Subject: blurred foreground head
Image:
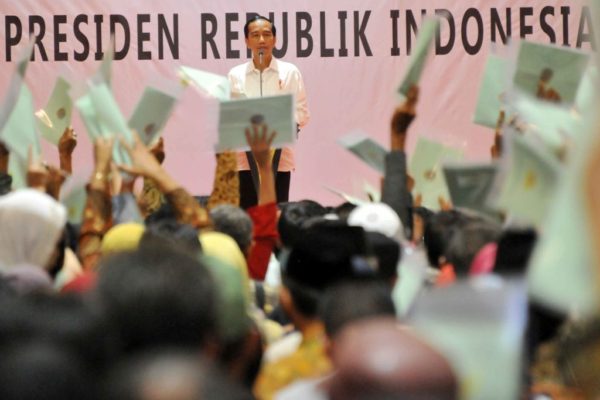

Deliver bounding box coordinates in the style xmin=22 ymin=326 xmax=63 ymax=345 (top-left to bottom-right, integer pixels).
xmin=106 ymin=351 xmax=252 ymax=400
xmin=95 ymin=243 xmax=216 ymax=355
xmin=328 ymin=318 xmax=458 ymax=400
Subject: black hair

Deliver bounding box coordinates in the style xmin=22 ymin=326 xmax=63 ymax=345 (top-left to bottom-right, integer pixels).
xmin=444 ymin=219 xmax=501 ymax=276
xmin=0 ymin=341 xmax=97 ymax=400
xmin=243 ymin=15 xmax=276 ymax=39
xmin=278 ymin=200 xmax=328 ymax=248
xmin=364 ymin=231 xmax=401 ymax=282
xmin=423 ymin=210 xmax=468 ymax=268
xmin=139 ymin=220 xmax=202 ymax=257
xmin=321 ymin=281 xmax=396 ymax=337
xmin=210 ymin=205 xmax=253 ymax=253
xmin=95 ymin=244 xmax=217 ymax=355
xmin=0 ymin=293 xmax=116 ymax=374
xmin=493 ymin=228 xmax=537 ymax=276
xmin=282 ymin=223 xmax=375 ymax=317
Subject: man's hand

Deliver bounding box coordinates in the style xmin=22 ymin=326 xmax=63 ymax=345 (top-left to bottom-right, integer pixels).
xmin=89 ymin=136 xmax=115 ymax=191
xmin=58 ymin=127 xmax=77 ymax=174
xmin=149 ymin=137 xmax=166 ymax=164
xmin=391 ymin=85 xmax=419 ymax=151
xmin=46 ymin=165 xmax=67 ymax=199
xmin=58 ymin=127 xmax=77 ymax=157
xmin=117 ymin=131 xmax=163 ymax=180
xmin=245 ymin=123 xmax=277 ymax=170
xmin=117 ymin=131 xmax=179 ymax=193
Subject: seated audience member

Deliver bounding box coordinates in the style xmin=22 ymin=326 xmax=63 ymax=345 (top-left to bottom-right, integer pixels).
xmin=254 ymin=223 xmax=374 ymax=399
xmin=79 ymin=133 xmax=238 ymax=272
xmin=327 ymin=318 xmax=458 ymax=400
xmin=0 ymin=189 xmax=67 ymax=273
xmin=276 ymin=281 xmax=397 ymax=400
xmin=0 ymin=292 xmax=115 ymax=376
xmin=94 ymin=243 xmax=217 ymax=356
xmin=0 ymin=341 xmax=97 ymax=400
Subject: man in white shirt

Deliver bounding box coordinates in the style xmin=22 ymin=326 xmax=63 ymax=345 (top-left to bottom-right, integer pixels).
xmin=228 ymin=16 xmax=310 ymax=209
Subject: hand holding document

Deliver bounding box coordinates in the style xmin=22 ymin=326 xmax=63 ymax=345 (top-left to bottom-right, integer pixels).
xmin=217 ymin=94 xmax=294 ymax=152
xmin=410 ymin=137 xmax=463 ymax=210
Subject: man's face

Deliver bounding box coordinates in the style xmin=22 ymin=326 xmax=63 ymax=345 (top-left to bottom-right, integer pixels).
xmin=245 ymin=19 xmax=276 ymax=58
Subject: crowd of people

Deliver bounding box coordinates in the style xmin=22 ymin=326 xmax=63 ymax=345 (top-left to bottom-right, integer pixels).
xmin=1 ymin=8 xmax=600 ymax=396
xmin=0 ymin=72 xmax=597 ymax=399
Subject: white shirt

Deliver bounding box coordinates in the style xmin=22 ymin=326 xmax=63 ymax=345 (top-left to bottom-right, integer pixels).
xmin=228 ymin=58 xmax=309 ymax=171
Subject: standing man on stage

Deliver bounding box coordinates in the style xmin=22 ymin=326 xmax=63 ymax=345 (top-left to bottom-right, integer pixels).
xmin=228 ymin=15 xmax=310 ymax=209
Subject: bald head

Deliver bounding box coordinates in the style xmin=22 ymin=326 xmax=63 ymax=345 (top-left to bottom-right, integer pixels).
xmin=328 ymin=318 xmax=457 ymax=400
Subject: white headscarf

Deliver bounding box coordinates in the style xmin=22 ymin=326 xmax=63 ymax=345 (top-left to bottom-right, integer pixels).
xmin=0 ymin=189 xmax=67 ymax=270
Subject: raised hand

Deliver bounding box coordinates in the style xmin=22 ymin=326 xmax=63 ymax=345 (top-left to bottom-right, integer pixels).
xmin=58 ymin=127 xmax=77 ymax=174
xmin=391 ymin=85 xmax=419 ymax=150
xmin=58 ymin=127 xmax=77 ymax=157
xmin=117 ymin=131 xmax=162 ymax=179
xmin=245 ymin=123 xmax=277 ymax=169
xmin=149 ymin=137 xmax=165 ymax=164
xmin=118 ymin=131 xmax=178 ymax=193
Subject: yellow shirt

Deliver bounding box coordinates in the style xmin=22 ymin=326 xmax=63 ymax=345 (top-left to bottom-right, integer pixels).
xmin=254 ymin=323 xmax=332 ymax=400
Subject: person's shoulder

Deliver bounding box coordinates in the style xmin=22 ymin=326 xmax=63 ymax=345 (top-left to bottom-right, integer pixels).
xmin=275 ymin=59 xmax=301 ymax=72
xmin=228 ymin=61 xmax=250 ymax=76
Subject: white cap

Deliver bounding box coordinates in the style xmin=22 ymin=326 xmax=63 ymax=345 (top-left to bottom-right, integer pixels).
xmin=347 ymin=203 xmax=403 ymax=239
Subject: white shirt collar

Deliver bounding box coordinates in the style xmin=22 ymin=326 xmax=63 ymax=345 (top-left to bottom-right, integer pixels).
xmin=246 ymin=57 xmax=279 ymax=74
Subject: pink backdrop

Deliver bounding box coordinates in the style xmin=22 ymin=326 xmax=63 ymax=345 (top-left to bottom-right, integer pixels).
xmin=0 ymin=0 xmax=592 ymax=204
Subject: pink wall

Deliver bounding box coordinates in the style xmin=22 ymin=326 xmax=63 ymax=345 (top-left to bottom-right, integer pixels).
xmin=0 ymin=0 xmax=592 ymax=204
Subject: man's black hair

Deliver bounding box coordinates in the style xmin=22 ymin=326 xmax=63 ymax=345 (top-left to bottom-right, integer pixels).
xmin=95 ymin=244 xmax=217 ymax=355
xmin=321 ymin=281 xmax=396 ymax=338
xmin=244 ymin=15 xmax=276 ymax=38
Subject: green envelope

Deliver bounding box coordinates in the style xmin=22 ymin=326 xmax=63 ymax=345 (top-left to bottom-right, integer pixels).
xmin=495 ymin=133 xmax=561 ymax=226
xmin=98 ymin=37 xmax=114 ymax=86
xmin=217 ymin=94 xmax=294 ymax=152
xmin=179 ymin=66 xmax=230 ymax=101
xmin=35 ymin=77 xmax=73 ymax=145
xmin=392 ymin=246 xmax=428 ymax=318
xmin=0 ymin=42 xmax=34 ymax=131
xmin=513 ymin=40 xmax=590 ymax=105
xmin=0 ymin=84 xmax=41 ymax=162
xmin=338 ymin=132 xmax=387 ymax=174
xmin=75 ymin=95 xmax=103 ymax=140
xmin=443 ymin=163 xmax=498 ymax=214
xmin=409 ymin=137 xmax=463 ymax=210
xmin=87 ymin=82 xmax=133 ymax=166
xmin=575 ymin=65 xmax=598 ymax=114
xmin=397 ymin=18 xmax=440 ymax=97
xmin=128 ymin=86 xmax=179 ymax=146
xmin=473 ymin=55 xmax=509 ymax=128
xmin=411 ymin=277 xmax=527 ymax=400
xmin=528 ymin=105 xmax=600 ymax=316
xmin=512 ymin=95 xmax=582 ymax=151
